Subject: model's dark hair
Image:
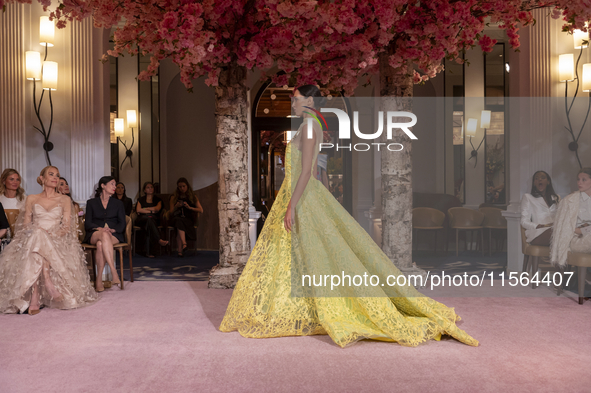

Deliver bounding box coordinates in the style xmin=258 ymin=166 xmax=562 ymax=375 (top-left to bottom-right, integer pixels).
xmin=296 ymin=85 xmax=326 ymax=108
xmin=530 ymin=171 xmax=558 ymax=207
xmin=94 ymin=176 xmax=116 ymax=198
xmin=142 ymin=181 xmax=154 ymax=195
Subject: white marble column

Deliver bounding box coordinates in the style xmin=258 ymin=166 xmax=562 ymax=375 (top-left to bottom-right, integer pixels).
xmin=70 ymin=20 xmax=109 ymax=203
xmin=0 ymin=4 xmax=27 ymax=188
xmin=68 ymin=20 xmax=110 ymax=278
xmin=503 ymin=9 xmax=554 ymax=272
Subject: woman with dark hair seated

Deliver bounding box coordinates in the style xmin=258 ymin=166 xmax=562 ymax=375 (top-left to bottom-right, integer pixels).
xmin=521 ymin=171 xmax=559 ymax=246
xmin=59 ymin=177 xmax=81 ymax=216
xmin=169 ymin=177 xmax=203 ymax=257
xmin=135 ymin=181 xmax=169 ymax=257
xmin=84 ymin=176 xmax=126 ymax=292
xmin=114 ymin=181 xmax=133 ymax=216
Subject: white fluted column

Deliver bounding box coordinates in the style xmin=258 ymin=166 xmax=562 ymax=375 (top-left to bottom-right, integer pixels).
xmin=68 ymin=20 xmax=110 ymax=279
xmin=504 ymin=9 xmax=554 ymax=272
xmin=0 ymin=4 xmax=27 ymax=188
xmin=70 ymin=19 xmax=95 ymax=202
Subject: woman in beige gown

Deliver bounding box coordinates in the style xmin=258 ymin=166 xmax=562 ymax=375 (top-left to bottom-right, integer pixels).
xmin=0 ymin=166 xmax=98 ymax=315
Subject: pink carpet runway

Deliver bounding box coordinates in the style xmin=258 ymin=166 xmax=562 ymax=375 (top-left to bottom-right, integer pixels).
xmin=1 ymin=281 xmax=590 ymax=392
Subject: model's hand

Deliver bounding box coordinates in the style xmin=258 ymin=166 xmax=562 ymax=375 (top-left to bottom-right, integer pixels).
xmin=284 ymin=201 xmax=294 ymax=233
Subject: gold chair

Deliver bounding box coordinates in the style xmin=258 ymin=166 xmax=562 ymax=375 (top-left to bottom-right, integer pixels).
xmin=412 ymin=207 xmax=445 ymax=253
xmin=4 ymin=209 xmax=19 ymax=238
xmin=78 ymin=218 xmax=97 ymax=282
xmin=447 ymin=207 xmax=485 ymax=257
xmin=81 ymin=216 xmax=133 ymax=290
xmin=520 ymin=226 xmax=558 ymax=290
xmin=566 ymin=252 xmax=591 ymax=304
xmin=479 ymin=207 xmax=507 ymax=256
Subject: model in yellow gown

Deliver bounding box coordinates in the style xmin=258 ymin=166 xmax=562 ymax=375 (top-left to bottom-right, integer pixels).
xmin=220 ymin=93 xmax=478 ymax=348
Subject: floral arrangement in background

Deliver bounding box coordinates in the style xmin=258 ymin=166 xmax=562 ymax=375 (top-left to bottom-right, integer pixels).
xmin=3 ymin=0 xmax=590 ymax=96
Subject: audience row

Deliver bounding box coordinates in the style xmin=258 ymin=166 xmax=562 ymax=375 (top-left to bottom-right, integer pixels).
xmin=521 ymin=168 xmax=591 ymax=267
xmin=0 ymin=168 xmax=203 ymax=259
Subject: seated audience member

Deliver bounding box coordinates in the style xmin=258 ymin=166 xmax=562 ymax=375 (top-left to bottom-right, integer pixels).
xmin=521 ymin=171 xmax=559 ymax=246
xmin=0 ymin=165 xmax=98 ymax=314
xmin=84 ymin=176 xmax=126 ymax=292
xmin=135 ymin=181 xmax=169 ymax=257
xmin=59 ymin=177 xmax=81 ymax=216
xmin=0 ymin=202 xmax=8 ymax=241
xmin=551 ymin=167 xmax=591 ymax=267
xmin=0 ymin=168 xmax=26 ymax=210
xmin=169 ymin=178 xmax=203 ymax=257
xmin=114 ymin=181 xmax=133 ymax=216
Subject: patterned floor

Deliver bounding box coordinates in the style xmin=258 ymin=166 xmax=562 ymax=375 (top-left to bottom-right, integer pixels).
xmin=122 ymin=250 xmax=218 ymax=281
xmin=121 ymin=249 xmax=508 ymax=281
xmin=413 ymin=250 xmax=507 ymax=277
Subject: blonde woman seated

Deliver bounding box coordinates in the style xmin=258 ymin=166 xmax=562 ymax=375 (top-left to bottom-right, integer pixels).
xmin=0 ymin=168 xmax=26 ymax=210
xmin=551 ymin=167 xmax=591 ymax=268
xmin=521 ymin=171 xmax=559 ymax=246
xmin=0 ymin=166 xmax=98 ymax=315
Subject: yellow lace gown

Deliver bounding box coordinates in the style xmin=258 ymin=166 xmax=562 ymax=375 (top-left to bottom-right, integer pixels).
xmin=220 ymin=126 xmax=478 ymax=348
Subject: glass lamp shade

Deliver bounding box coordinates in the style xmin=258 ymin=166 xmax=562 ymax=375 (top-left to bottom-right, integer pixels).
xmin=25 ymin=51 xmax=41 ymax=80
xmin=466 ymin=118 xmax=478 ymax=138
xmin=114 ymin=118 xmax=124 ymax=137
xmin=583 ymin=64 xmax=591 ymax=92
xmin=559 ymin=54 xmax=575 ymax=82
xmin=42 ymin=61 xmax=58 ymax=90
xmin=480 ymin=110 xmax=491 ymax=129
xmin=126 ymin=110 xmax=137 ymax=128
xmin=574 ymin=29 xmax=589 ymax=49
xmin=39 ymin=16 xmax=55 ymax=47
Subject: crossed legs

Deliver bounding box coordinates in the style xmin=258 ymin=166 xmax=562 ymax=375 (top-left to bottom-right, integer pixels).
xmin=90 ymin=230 xmax=120 ymax=291
xmin=176 ymin=229 xmax=187 ymax=256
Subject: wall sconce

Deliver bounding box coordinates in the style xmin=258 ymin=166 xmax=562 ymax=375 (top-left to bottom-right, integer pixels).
xmin=559 ymin=28 xmax=591 ymax=169
xmin=116 ymin=110 xmax=136 ymax=170
xmin=25 ymin=16 xmax=58 ymax=165
xmin=466 ymin=117 xmax=484 ymax=168
xmin=39 ymin=16 xmax=55 ymax=47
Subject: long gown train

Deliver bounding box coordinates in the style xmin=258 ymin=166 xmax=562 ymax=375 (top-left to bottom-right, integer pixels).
xmin=0 ymin=203 xmax=98 ymax=313
xmin=220 ymin=126 xmax=478 ymax=348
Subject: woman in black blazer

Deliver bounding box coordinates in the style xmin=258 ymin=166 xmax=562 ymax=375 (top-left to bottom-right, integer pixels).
xmin=84 ymin=176 xmax=126 ymax=292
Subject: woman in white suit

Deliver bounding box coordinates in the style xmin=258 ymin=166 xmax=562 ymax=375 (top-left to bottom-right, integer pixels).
xmin=551 ymin=168 xmax=591 ymax=269
xmin=521 ymin=171 xmax=559 ymax=246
